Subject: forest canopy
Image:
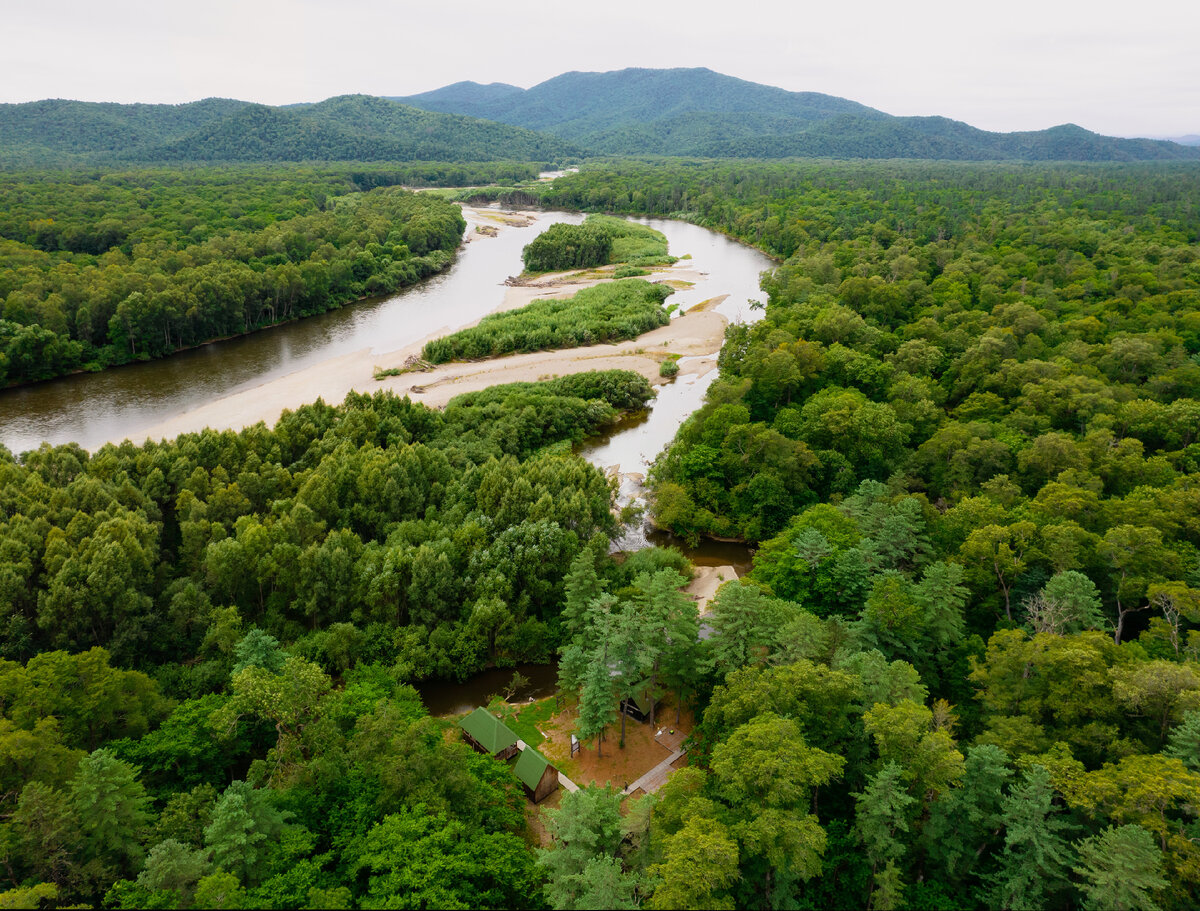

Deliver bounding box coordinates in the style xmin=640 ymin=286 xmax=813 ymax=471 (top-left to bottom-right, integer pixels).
xmin=2 ymin=156 xmax=1200 ymax=910
xmin=0 ymin=166 xmax=482 ymax=387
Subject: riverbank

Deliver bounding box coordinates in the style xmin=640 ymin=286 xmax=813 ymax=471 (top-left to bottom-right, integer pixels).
xmin=99 ymin=214 xmax=723 ymax=449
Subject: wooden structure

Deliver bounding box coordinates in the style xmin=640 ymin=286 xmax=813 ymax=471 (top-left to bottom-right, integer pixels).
xmin=458 ymin=707 xmax=519 ymax=761
xmin=620 ymin=679 xmax=656 ymax=724
xmin=514 ymin=746 xmax=559 ymax=803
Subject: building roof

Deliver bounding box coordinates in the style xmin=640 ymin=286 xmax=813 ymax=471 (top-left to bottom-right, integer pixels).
xmin=459 ymin=707 xmax=518 ymax=755
xmin=513 ymin=746 xmax=554 ymax=789
xmin=624 ymin=679 xmax=655 ymax=715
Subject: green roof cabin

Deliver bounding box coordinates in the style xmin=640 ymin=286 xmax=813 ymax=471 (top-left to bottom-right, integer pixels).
xmin=514 ymin=746 xmax=559 ymax=803
xmin=459 ymin=707 xmax=519 ymax=760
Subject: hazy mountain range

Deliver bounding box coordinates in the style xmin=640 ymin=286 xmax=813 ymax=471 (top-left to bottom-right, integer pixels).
xmin=2 ymin=67 xmax=1197 ymax=166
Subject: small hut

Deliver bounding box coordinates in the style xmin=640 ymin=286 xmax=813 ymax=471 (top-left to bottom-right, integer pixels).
xmin=620 ymin=679 xmax=656 ymax=724
xmin=459 ymin=707 xmax=519 ymax=761
xmin=513 ymin=746 xmax=559 ymax=803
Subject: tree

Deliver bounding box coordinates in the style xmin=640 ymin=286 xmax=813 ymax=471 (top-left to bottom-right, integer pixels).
xmin=70 ymin=749 xmax=153 ymax=882
xmin=136 ymin=839 xmax=212 ymax=905
xmin=1023 ymin=571 xmax=1106 ymax=635
xmin=1110 ymin=660 xmax=1200 ymax=746
xmin=705 ymin=582 xmax=795 ymax=674
xmin=915 ymin=561 xmax=968 ymax=648
xmin=353 ymin=806 xmax=541 ymax=910
xmin=924 ymin=743 xmax=1012 ymax=883
xmin=10 ymin=780 xmax=76 ymax=893
xmin=958 ymin=522 xmax=1036 ymax=621
xmin=1073 ymin=825 xmax=1167 ymax=911
xmin=561 ymin=547 xmax=603 ymax=641
xmin=1097 ymin=525 xmax=1174 ymax=644
xmin=647 ymin=816 xmax=739 ymax=911
xmin=862 ymin=700 xmax=964 ymax=802
xmin=577 ymin=644 xmax=618 ymax=759
xmin=855 ymin=762 xmax=916 ymax=909
xmin=709 ymin=713 xmax=843 ymax=901
xmin=231 ymin=628 xmax=285 ymax=674
xmin=537 ymin=786 xmax=632 ymax=910
xmin=193 ymin=871 xmax=248 ymax=910
xmin=1165 ymin=710 xmax=1200 ymax=771
xmin=985 ymin=765 xmax=1075 ymax=911
xmin=203 ymin=781 xmax=288 ymax=885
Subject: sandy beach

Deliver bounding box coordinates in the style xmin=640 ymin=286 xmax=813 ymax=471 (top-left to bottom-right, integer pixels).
xmin=106 ymin=210 xmax=727 ymax=449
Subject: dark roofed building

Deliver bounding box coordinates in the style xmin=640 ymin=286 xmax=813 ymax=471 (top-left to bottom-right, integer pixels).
xmin=514 ymin=746 xmax=559 ymax=803
xmin=459 ymin=707 xmax=519 ymax=760
xmin=620 ymin=679 xmax=656 ymax=724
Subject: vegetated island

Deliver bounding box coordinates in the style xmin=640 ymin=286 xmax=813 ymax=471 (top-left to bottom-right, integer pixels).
xmin=420 ymin=279 xmax=673 ymax=364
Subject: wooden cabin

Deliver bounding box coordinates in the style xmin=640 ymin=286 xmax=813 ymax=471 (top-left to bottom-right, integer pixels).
xmin=620 ymin=679 xmax=656 ymax=724
xmin=514 ymin=746 xmax=559 ymax=803
xmin=459 ymin=707 xmax=519 ymax=761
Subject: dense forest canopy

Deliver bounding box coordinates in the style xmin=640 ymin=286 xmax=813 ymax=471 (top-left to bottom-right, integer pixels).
xmin=0 ymin=95 xmax=577 ymax=168
xmin=2 ymin=155 xmax=1200 ymax=910
xmin=0 ymin=165 xmax=527 ymax=386
xmin=422 ymin=279 xmax=673 ymax=364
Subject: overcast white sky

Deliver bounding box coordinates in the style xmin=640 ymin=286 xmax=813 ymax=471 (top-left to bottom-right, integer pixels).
xmin=4 ymin=0 xmax=1197 ymax=138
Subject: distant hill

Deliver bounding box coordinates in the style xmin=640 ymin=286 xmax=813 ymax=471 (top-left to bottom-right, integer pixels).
xmin=1166 ymin=134 xmax=1200 ymax=146
xmin=5 ymin=71 xmax=1196 ymax=166
xmin=0 ymin=95 xmax=575 ymax=167
xmin=396 ymin=67 xmax=886 ymax=142
xmin=396 ymin=67 xmax=1200 ymax=162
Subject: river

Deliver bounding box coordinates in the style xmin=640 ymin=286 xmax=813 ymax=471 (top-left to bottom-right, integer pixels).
xmin=0 ymin=207 xmax=773 ymax=469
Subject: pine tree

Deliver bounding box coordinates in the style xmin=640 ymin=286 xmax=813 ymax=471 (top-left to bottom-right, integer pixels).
xmin=70 ymin=748 xmax=153 ymax=875
xmin=203 ymin=780 xmax=289 ymax=885
xmin=577 ymin=646 xmax=618 ymax=759
xmin=562 ymin=547 xmax=604 ymax=641
xmin=1073 ymin=824 xmax=1167 ymax=911
xmin=856 ymin=762 xmax=916 ymax=909
xmin=1165 ymin=709 xmax=1200 ymax=772
xmin=985 ymin=765 xmax=1075 ymax=911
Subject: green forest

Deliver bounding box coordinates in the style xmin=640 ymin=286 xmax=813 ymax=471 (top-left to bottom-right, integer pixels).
xmin=1 ymin=156 xmax=1199 ymax=910
xmin=0 ymin=166 xmax=489 ymax=386
xmin=520 ymin=215 xmax=674 ymax=273
xmin=421 ymin=279 xmax=672 ymax=364
xmin=0 ymin=96 xmax=575 ymax=168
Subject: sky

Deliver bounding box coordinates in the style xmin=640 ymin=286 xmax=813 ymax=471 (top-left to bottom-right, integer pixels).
xmin=4 ymin=0 xmax=1198 ymax=139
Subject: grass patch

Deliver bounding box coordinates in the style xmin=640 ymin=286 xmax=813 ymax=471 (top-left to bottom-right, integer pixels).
xmin=373 ymin=358 xmax=432 ymax=380
xmin=488 ymin=696 xmax=559 ymax=749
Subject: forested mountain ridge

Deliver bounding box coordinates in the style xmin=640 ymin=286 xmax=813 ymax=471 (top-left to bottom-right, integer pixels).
xmin=6 ymin=72 xmax=1195 ymax=165
xmin=395 ymin=66 xmax=886 ymax=136
xmin=0 ymin=94 xmax=576 ymax=167
xmin=396 ymin=66 xmax=1200 ymax=161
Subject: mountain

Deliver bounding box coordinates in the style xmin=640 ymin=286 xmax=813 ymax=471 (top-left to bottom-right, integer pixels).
xmin=0 ymin=95 xmax=575 ymax=166
xmin=0 ymin=97 xmax=250 ymax=165
xmin=5 ymin=71 xmax=1196 ymax=166
xmin=149 ymin=95 xmax=575 ymax=163
xmin=395 ymin=67 xmax=1200 ymax=162
xmin=1166 ymin=134 xmax=1200 ymax=146
xmin=396 ymin=67 xmax=884 ymax=136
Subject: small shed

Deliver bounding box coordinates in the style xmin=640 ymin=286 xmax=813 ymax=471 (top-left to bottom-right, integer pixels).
xmin=514 ymin=746 xmax=559 ymax=803
xmin=620 ymin=679 xmax=656 ymax=724
xmin=459 ymin=707 xmax=519 ymax=761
